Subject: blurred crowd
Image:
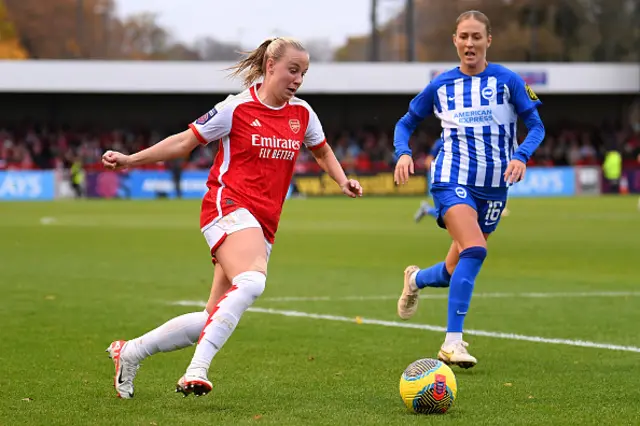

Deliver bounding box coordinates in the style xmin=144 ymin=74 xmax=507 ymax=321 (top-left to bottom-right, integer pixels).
xmin=1 ymin=121 xmax=639 ymax=173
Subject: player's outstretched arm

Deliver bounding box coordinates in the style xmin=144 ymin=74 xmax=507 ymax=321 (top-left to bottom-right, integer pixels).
xmin=310 ymin=143 xmax=363 ymax=198
xmin=102 ymin=129 xmax=201 ymax=170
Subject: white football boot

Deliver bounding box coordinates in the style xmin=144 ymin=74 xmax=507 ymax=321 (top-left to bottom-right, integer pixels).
xmin=413 ymin=201 xmax=431 ymax=223
xmin=106 ymin=340 xmax=140 ymax=399
xmin=175 ymin=368 xmax=213 ymax=397
xmin=397 ymin=265 xmax=421 ymax=320
xmin=437 ymin=340 xmax=478 ymax=369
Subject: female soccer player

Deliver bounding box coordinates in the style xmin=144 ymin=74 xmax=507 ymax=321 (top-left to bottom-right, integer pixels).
xmin=393 ymin=11 xmax=544 ymax=369
xmin=103 ymin=37 xmax=363 ymax=398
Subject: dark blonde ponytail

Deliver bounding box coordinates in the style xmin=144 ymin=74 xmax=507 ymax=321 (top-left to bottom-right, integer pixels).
xmin=227 ymin=37 xmax=307 ymax=87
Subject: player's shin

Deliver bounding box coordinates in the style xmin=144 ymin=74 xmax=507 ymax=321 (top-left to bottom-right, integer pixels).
xmin=123 ymin=310 xmax=209 ymax=363
xmin=414 ymin=262 xmax=451 ymax=289
xmin=186 ymin=271 xmax=266 ymax=373
xmin=446 ymin=247 xmax=487 ymax=342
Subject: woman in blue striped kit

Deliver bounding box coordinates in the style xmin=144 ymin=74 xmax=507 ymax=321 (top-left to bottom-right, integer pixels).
xmin=393 ymin=10 xmax=545 ymax=368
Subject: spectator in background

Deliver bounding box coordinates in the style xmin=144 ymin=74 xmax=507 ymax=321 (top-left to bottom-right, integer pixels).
xmin=70 ymin=154 xmax=85 ymax=198
xmin=1 ymin=119 xmax=639 ymax=174
xmin=602 ymin=143 xmax=622 ymax=193
xmin=166 ymin=157 xmax=184 ymax=199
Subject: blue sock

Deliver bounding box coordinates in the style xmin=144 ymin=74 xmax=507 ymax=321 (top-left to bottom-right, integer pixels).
xmin=415 ymin=262 xmax=451 ymax=289
xmin=447 ymin=247 xmax=487 ymax=332
xmin=427 ymin=207 xmax=438 ymax=218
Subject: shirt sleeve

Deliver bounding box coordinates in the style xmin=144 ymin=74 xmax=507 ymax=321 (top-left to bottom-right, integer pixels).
xmin=303 ymin=106 xmax=326 ymax=151
xmin=508 ymin=73 xmax=543 ymax=116
xmin=188 ymin=103 xmax=234 ymax=145
xmin=512 ymin=108 xmax=545 ymax=164
xmin=393 ymin=82 xmax=436 ymax=159
xmin=408 ymin=82 xmax=437 ymax=120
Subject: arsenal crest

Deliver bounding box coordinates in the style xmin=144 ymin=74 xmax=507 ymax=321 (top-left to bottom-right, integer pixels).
xmin=289 ymin=119 xmax=300 ymax=134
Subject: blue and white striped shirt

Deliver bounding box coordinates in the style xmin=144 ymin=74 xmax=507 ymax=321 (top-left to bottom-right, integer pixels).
xmin=394 ymin=63 xmax=544 ymax=189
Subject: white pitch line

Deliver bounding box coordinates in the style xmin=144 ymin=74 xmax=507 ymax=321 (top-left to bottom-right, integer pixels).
xmin=170 ymin=301 xmax=640 ymax=354
xmin=258 ymin=291 xmax=640 ymax=303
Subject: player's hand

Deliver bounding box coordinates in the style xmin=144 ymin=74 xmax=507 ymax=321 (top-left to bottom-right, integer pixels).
xmin=102 ymin=150 xmax=131 ymax=171
xmin=504 ymin=159 xmax=526 ymax=184
xmin=394 ymin=154 xmax=414 ymax=185
xmin=341 ymin=179 xmax=363 ymax=198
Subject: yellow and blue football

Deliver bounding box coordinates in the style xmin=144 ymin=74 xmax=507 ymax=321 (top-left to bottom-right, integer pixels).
xmin=399 ymin=358 xmax=457 ymax=414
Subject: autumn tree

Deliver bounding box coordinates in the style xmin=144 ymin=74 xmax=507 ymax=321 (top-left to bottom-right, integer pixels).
xmin=335 ymin=0 xmax=638 ymax=62
xmin=3 ymin=0 xmax=115 ymax=58
xmin=115 ymin=12 xmax=171 ymax=60
xmin=3 ymin=0 xmax=198 ymax=60
xmin=0 ymin=0 xmax=28 ymax=58
xmin=3 ymin=0 xmax=250 ymax=61
xmin=587 ymin=0 xmax=639 ymax=62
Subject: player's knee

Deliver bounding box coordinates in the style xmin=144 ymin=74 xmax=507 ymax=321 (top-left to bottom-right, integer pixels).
xmin=250 ymin=257 xmax=268 ymax=277
xmin=458 ymin=237 xmax=487 ymax=251
xmin=232 ymin=270 xmax=266 ymax=300
xmin=459 ymin=246 xmax=487 ymax=262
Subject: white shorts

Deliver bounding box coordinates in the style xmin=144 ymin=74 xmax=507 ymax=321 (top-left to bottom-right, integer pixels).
xmin=202 ymin=208 xmax=273 ymax=263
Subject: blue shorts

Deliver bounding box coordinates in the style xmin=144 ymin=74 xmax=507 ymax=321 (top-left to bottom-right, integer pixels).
xmin=431 ymin=183 xmax=508 ymax=234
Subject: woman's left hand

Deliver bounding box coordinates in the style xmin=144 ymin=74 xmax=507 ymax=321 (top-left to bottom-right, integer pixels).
xmin=504 ymin=159 xmax=526 ymax=185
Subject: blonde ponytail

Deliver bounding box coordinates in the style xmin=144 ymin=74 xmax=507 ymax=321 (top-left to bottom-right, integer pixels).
xmin=227 ymin=37 xmax=307 ymax=88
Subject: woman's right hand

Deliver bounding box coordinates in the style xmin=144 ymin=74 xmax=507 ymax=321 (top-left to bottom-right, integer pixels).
xmin=102 ymin=150 xmax=131 ymax=171
xmin=394 ymin=154 xmax=414 ymax=185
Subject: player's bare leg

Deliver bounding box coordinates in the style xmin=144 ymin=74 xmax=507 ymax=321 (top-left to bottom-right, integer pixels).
xmin=177 ymin=228 xmax=268 ymax=397
xmin=444 ymin=235 xmax=488 ymax=274
xmin=207 ymin=263 xmax=233 ymax=313
xmin=444 ymin=241 xmax=460 ymax=276
xmin=501 ymin=202 xmax=510 ymax=217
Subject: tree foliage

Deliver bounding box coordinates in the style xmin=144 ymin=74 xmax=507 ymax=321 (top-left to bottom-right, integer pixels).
xmin=336 ymin=0 xmax=639 ymax=62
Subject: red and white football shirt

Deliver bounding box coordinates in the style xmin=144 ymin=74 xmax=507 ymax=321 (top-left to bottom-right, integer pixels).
xmin=189 ymin=83 xmax=326 ymax=244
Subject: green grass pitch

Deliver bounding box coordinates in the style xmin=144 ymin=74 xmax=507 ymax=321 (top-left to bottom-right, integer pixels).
xmin=1 ymin=196 xmax=639 ymax=425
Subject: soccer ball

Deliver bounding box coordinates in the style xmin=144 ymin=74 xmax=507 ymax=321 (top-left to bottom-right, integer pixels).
xmin=399 ymin=358 xmax=457 ymax=414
